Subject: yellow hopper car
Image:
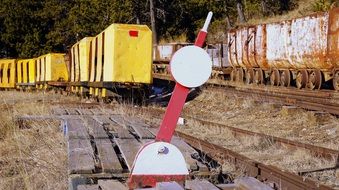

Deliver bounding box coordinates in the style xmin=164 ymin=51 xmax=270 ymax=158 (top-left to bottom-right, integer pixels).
xmin=69 ymin=37 xmax=93 ymax=94
xmin=16 ymin=59 xmax=36 ymax=89
xmin=84 ymin=24 xmax=152 ymax=98
xmin=35 ymin=53 xmax=69 ymax=89
xmin=0 ymin=59 xmax=17 ymax=89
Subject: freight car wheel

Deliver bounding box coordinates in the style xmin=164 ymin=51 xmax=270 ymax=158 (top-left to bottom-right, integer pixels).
xmin=245 ymin=69 xmax=254 ymax=84
xmin=296 ymin=70 xmax=308 ymax=89
xmin=270 ymin=69 xmax=280 ymax=86
xmin=280 ymin=70 xmax=291 ymax=87
xmin=307 ymin=70 xmax=322 ymax=90
xmin=333 ymin=71 xmax=339 ymax=91
xmin=254 ymin=69 xmax=264 ymax=85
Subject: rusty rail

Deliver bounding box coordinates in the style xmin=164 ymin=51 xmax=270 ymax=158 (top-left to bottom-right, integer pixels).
xmin=207 ymin=82 xmax=339 ymax=115
xmin=187 ymin=116 xmax=339 ymax=161
xmin=153 ymin=73 xmax=339 ymax=115
xmin=142 ymin=106 xmax=339 ymax=162
xmin=176 ymin=131 xmax=334 ymax=190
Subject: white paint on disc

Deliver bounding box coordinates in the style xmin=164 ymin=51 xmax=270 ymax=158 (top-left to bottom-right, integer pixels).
xmin=170 ymin=46 xmax=212 ymax=88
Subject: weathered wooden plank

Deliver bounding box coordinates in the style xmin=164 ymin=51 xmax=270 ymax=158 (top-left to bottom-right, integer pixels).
xmin=94 ymin=115 xmax=134 ymax=138
xmin=235 ymin=177 xmax=273 ymax=190
xmin=67 ymin=119 xmax=89 ymax=139
xmin=84 ymin=118 xmax=108 ymax=139
xmin=216 ymin=183 xmax=237 ymax=190
xmin=66 ymin=108 xmax=79 ymax=115
xmin=93 ymin=115 xmax=113 ymax=125
xmin=77 ymin=108 xmax=93 ymax=115
xmin=96 ymin=139 xmax=123 ymax=173
xmin=110 ymin=114 xmax=128 ymax=127
xmin=156 ymin=182 xmax=184 ymax=190
xmin=91 ymin=108 xmax=105 ymax=115
xmin=68 ymin=138 xmax=95 ymax=174
xmin=114 ymin=138 xmax=142 ymax=171
xmin=98 ymin=180 xmax=127 ymax=190
xmin=77 ymin=185 xmax=99 ymax=190
xmin=102 ymin=108 xmax=115 ymax=114
xmin=128 ymin=118 xmax=154 ymax=139
xmin=53 ymin=107 xmax=67 ymax=115
xmin=186 ymin=179 xmax=219 ymax=190
xmin=171 ymin=136 xmax=199 ymax=171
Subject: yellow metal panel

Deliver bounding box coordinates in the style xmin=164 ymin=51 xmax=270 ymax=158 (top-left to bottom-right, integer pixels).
xmin=102 ymin=24 xmax=152 ymax=84
xmin=17 ymin=60 xmax=23 ymax=84
xmin=17 ymin=59 xmax=34 ymax=84
xmin=28 ymin=59 xmax=36 ymax=83
xmin=0 ymin=59 xmax=16 ymax=88
xmin=70 ymin=47 xmax=75 ymax=82
xmin=74 ymin=44 xmax=80 ymax=81
xmin=79 ymin=37 xmax=93 ymax=82
xmin=50 ymin=53 xmax=68 ymax=81
xmin=103 ymin=25 xmax=115 ymax=82
xmin=36 ymin=58 xmax=40 ymax=82
xmin=37 ymin=53 xmax=68 ymax=82
xmin=90 ymin=37 xmax=97 ymax=82
xmin=37 ymin=56 xmax=45 ymax=81
xmin=22 ymin=60 xmax=28 ymax=83
xmin=96 ymin=33 xmax=103 ymax=82
xmin=0 ymin=63 xmax=4 ymax=88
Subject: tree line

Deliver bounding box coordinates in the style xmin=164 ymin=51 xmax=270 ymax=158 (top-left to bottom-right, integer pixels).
xmin=0 ymin=0 xmax=334 ymax=58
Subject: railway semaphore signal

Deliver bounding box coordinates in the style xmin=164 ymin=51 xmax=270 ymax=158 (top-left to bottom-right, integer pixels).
xmin=128 ymin=12 xmax=213 ymax=189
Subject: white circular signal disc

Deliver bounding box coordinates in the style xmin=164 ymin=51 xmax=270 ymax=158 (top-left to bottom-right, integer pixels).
xmin=170 ymin=46 xmax=212 ymax=88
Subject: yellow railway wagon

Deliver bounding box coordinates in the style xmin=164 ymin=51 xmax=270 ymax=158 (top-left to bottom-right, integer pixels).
xmin=16 ymin=59 xmax=36 ymax=88
xmin=0 ymin=59 xmax=17 ymax=89
xmin=88 ymin=24 xmax=152 ymax=97
xmin=36 ymin=53 xmax=69 ymax=88
xmin=70 ymin=37 xmax=93 ymax=93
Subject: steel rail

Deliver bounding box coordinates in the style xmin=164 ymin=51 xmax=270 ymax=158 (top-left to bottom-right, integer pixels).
xmin=176 ymin=131 xmax=334 ymax=190
xmin=141 ymin=106 xmax=339 ymax=161
xmin=185 ymin=116 xmax=339 ymax=161
xmin=152 ymin=73 xmax=339 ymax=115
xmin=206 ymin=82 xmax=339 ymax=115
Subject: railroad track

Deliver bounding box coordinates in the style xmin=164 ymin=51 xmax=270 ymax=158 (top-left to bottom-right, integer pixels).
xmin=209 ymin=82 xmax=339 ymax=116
xmin=176 ymin=131 xmax=335 ymax=190
xmin=141 ymin=106 xmax=339 ymax=161
xmin=153 ymin=74 xmax=339 ymax=115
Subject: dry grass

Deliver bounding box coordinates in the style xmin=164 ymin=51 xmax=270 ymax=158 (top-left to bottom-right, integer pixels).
xmin=177 ymin=119 xmax=337 ymax=187
xmin=182 ymin=89 xmax=339 ymax=150
xmin=0 ymin=91 xmax=78 ymax=190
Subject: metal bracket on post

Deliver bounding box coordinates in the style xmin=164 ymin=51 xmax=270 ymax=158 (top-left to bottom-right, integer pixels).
xmin=128 ymin=12 xmax=213 ymax=189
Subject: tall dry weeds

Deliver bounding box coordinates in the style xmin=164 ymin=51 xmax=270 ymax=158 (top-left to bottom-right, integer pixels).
xmin=0 ymin=91 xmax=78 ymax=190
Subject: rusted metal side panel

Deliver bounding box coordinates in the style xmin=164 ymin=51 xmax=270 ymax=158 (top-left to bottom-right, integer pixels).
xmin=153 ymin=43 xmax=192 ymax=62
xmin=290 ymin=13 xmax=330 ymax=70
xmin=247 ymin=27 xmax=257 ymax=68
xmin=327 ymin=7 xmax=339 ymax=69
xmin=266 ymin=21 xmax=293 ymax=69
xmin=227 ymin=31 xmax=238 ymax=68
xmin=255 ymin=25 xmax=268 ymax=69
xmin=236 ymin=28 xmax=251 ymax=68
xmin=222 ymin=43 xmax=230 ymax=67
xmin=207 ymin=44 xmax=221 ymax=68
xmin=153 ymin=44 xmax=175 ymax=62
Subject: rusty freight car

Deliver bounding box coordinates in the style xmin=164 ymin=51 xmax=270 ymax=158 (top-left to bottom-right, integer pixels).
xmin=228 ymin=7 xmax=339 ymax=90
